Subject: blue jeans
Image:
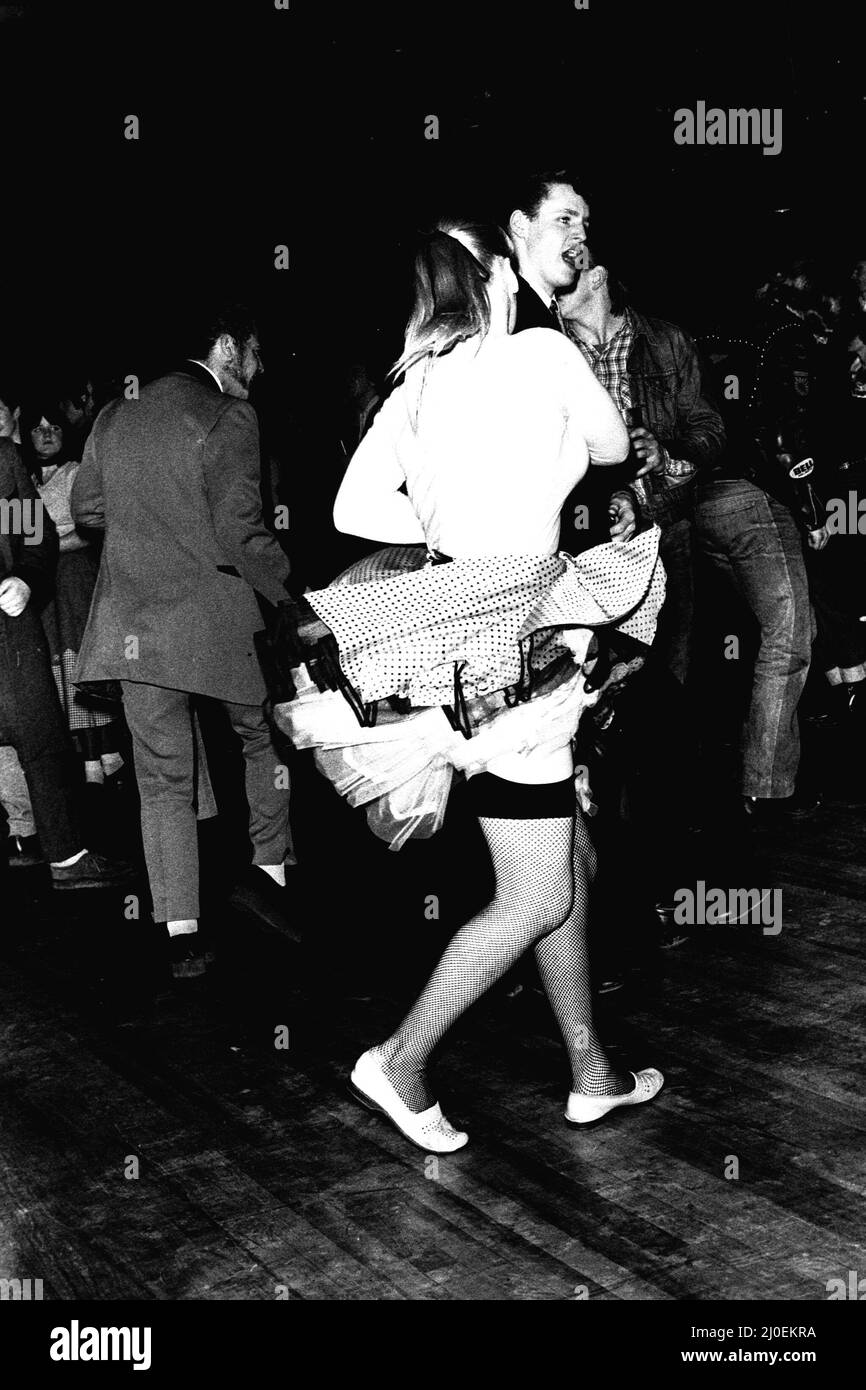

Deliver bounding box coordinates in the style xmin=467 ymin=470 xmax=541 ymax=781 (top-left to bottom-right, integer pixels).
xmin=695 ymin=479 xmax=813 ymax=799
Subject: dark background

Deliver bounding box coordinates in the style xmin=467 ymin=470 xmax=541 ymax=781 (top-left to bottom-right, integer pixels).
xmin=1 ymin=0 xmax=863 ymax=563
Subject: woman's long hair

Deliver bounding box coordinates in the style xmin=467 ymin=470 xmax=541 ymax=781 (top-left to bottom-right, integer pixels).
xmin=390 ymin=220 xmax=514 ymax=392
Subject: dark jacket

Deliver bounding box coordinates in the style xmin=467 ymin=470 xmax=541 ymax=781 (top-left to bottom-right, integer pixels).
xmin=698 ymin=308 xmax=827 ymax=528
xmin=72 ymin=363 xmax=292 ymax=705
xmin=0 ymin=439 xmax=64 ymax=759
xmin=627 ymin=310 xmax=726 ymax=528
xmin=0 ymin=437 xmax=59 ymax=601
xmin=513 ymin=274 xmax=559 ymax=333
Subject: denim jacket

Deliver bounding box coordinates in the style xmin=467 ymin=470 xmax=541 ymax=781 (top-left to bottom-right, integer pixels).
xmin=628 ymin=311 xmax=726 ymax=528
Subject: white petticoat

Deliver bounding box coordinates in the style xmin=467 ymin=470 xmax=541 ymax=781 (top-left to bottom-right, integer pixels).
xmin=282 ymin=659 xmax=599 ymax=850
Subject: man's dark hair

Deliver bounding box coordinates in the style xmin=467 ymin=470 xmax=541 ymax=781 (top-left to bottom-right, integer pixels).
xmin=508 ymin=169 xmax=588 ymax=222
xmin=185 ymin=301 xmax=258 ymax=361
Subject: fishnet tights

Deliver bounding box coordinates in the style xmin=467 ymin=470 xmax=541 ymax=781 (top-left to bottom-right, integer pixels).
xmin=374 ymin=809 xmax=633 ymax=1111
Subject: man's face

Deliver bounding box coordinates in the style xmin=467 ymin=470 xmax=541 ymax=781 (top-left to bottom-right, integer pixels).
xmin=223 ymin=334 xmax=263 ymax=399
xmin=0 ymin=397 xmax=17 ymax=439
xmin=517 ymin=183 xmax=590 ymax=296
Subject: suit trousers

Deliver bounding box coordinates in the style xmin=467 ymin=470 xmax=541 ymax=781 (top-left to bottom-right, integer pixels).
xmin=0 ymin=610 xmax=83 ymax=861
xmin=0 ymin=743 xmax=37 ymax=838
xmin=121 ymin=681 xmax=291 ymax=922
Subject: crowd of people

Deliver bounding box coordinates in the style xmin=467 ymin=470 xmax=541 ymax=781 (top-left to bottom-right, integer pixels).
xmin=2 ymin=167 xmax=865 ymax=1152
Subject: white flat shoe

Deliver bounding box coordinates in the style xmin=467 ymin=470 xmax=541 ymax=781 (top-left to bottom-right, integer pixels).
xmin=349 ymin=1048 xmax=468 ymax=1153
xmin=565 ymin=1068 xmax=665 ymax=1125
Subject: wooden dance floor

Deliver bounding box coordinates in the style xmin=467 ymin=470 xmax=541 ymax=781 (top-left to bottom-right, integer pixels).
xmin=1 ymin=757 xmax=864 ymax=1303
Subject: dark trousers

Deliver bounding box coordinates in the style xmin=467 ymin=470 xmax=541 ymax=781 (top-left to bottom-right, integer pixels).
xmin=0 ymin=609 xmax=82 ymax=861
xmin=122 ymin=681 xmax=292 ymax=922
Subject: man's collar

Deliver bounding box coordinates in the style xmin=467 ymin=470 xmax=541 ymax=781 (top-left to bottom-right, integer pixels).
xmin=567 ymin=306 xmax=634 ymax=350
xmin=186 ymin=359 xmax=223 ymax=393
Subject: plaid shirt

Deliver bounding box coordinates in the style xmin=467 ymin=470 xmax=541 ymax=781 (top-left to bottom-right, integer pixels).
xmin=565 ymin=310 xmax=695 ymax=502
xmin=567 ymin=309 xmax=636 ymax=417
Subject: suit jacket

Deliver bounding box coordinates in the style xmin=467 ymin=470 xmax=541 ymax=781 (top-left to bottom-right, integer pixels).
xmin=513 ymin=274 xmax=559 ymax=333
xmin=72 ymin=363 xmax=291 ymax=705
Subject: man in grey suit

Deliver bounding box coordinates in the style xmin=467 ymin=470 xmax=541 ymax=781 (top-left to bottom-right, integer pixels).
xmin=72 ymin=303 xmax=294 ymax=973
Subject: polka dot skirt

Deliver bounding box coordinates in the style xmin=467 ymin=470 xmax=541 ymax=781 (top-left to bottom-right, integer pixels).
xmin=307 ymin=527 xmax=666 ymax=709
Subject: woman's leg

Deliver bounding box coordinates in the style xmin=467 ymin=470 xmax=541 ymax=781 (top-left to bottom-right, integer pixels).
xmin=375 ymin=813 xmax=576 ymax=1112
xmin=533 ymin=805 xmax=633 ymax=1096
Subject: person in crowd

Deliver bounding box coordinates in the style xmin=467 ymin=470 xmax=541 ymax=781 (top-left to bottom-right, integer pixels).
xmin=802 ymin=294 xmax=866 ymax=725
xmin=20 ymin=394 xmax=126 ymax=788
xmin=696 ymin=261 xmax=836 ymax=821
xmin=506 ymin=170 xmax=639 ymax=549
xmin=278 ymin=221 xmax=666 ymax=1153
xmin=0 ymin=385 xmax=21 ymax=445
xmin=71 ymin=302 xmax=297 ymax=977
xmin=556 ymin=247 xmax=724 ymax=935
xmin=0 ymin=427 xmax=134 ymax=888
xmin=58 ymin=373 xmax=97 ymax=459
xmin=0 ymin=379 xmax=38 ymax=862
xmin=558 ymin=247 xmax=725 ymax=685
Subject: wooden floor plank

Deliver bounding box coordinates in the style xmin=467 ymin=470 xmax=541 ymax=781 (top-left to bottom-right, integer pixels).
xmin=0 ymin=786 xmax=864 ymax=1301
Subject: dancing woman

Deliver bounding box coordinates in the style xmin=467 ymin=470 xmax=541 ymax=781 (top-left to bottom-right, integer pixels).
xmin=280 ymin=221 xmax=665 ymax=1152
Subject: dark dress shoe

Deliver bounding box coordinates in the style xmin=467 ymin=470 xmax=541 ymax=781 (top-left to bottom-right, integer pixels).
xmin=167 ymin=929 xmax=212 ymax=980
xmin=7 ymin=834 xmax=43 ymax=868
xmin=229 ymin=867 xmax=301 ymax=944
xmin=744 ymin=789 xmax=822 ymax=823
xmin=50 ymin=850 xmax=138 ymax=890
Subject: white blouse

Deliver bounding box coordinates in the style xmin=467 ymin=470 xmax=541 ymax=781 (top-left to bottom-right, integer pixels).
xmin=333 ymin=328 xmax=629 ymax=558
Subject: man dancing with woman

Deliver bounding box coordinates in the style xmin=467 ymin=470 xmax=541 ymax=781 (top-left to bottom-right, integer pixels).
xmin=278 ymin=219 xmax=666 ymax=1153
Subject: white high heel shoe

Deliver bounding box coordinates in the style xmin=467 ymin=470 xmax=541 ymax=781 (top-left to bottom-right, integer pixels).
xmin=349 ymin=1049 xmax=469 ymax=1153
xmin=565 ymin=1068 xmax=665 ymax=1125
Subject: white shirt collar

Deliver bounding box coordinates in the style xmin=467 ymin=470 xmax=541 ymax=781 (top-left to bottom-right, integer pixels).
xmin=189 ymin=359 xmax=223 ymax=393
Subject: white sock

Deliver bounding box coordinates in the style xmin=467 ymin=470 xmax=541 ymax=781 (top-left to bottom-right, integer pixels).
xmin=167 ymin=919 xmax=198 ymax=937
xmin=101 ymin=752 xmax=125 ymax=776
xmin=84 ymin=759 xmax=105 ymax=784
xmin=50 ymin=848 xmax=88 ymax=868
xmin=258 ymin=863 xmax=286 ymax=888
